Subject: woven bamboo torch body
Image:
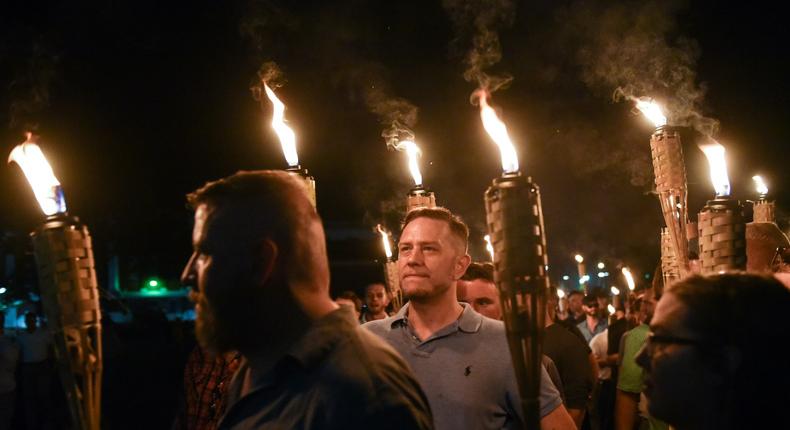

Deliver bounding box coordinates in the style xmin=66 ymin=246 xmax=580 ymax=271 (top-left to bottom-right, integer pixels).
xmin=286 ymin=166 xmax=316 ymax=208
xmin=660 ymin=227 xmax=681 ymax=287
xmin=650 ymin=126 xmax=690 ymax=274
xmin=753 ymin=200 xmax=775 ymax=224
xmin=485 ymin=173 xmax=547 ymax=429
xmin=698 ymin=198 xmax=747 ymax=274
xmin=383 ymin=260 xmax=402 ymax=310
xmin=406 ymin=186 xmax=436 ymax=212
xmin=32 ymin=216 xmax=102 ymax=430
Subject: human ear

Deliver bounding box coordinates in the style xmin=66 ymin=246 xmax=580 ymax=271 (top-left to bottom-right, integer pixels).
xmin=453 ymin=253 xmax=472 ymax=280
xmin=255 ymin=239 xmax=279 ymax=284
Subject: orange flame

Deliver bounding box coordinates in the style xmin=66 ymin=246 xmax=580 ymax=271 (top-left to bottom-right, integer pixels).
xmin=699 ymin=141 xmax=731 ymax=197
xmin=476 ymin=90 xmax=519 ymax=173
xmin=484 ymin=234 xmax=494 ymax=260
xmin=394 ymin=140 xmax=423 ymax=186
xmin=633 ymin=97 xmax=667 ymax=128
xmin=7 ymin=134 xmax=67 ymax=216
xmin=621 ymin=267 xmax=636 ymax=291
xmin=377 ymin=224 xmax=393 ymax=259
xmin=263 ymin=83 xmax=298 ymax=167
xmin=752 ymin=175 xmax=768 ymax=196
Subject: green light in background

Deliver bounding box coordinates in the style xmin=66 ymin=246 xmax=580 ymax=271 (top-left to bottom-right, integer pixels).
xmin=141 ymin=277 xmax=166 ymax=295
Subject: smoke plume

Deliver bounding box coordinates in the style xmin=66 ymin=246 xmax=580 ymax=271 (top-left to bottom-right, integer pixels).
xmin=442 ymin=0 xmax=516 ymax=95
xmin=565 ymin=0 xmax=719 ymax=137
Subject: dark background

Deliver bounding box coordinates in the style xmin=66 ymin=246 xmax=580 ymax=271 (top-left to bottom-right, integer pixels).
xmin=1 ymin=0 xmax=788 ymax=295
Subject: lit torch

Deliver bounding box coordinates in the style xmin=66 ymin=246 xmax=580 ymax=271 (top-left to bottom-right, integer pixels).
xmin=574 ymin=254 xmax=587 ymax=293
xmin=633 ymin=97 xmax=690 ymax=276
xmin=377 ymin=224 xmax=402 ymax=310
xmin=392 ymin=138 xmax=436 ymax=211
xmin=262 ymin=83 xmax=316 ymax=207
xmin=8 ymin=134 xmax=102 ymax=430
xmin=484 ymin=234 xmax=495 ymax=261
xmin=752 ymin=175 xmax=774 ymax=223
xmin=698 ymin=142 xmax=746 ymax=274
xmin=479 ymin=89 xmax=546 ymax=429
xmin=622 ymin=267 xmax=636 ymax=292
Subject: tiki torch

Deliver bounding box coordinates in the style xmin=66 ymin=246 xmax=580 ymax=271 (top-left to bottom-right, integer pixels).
xmin=392 ymin=137 xmax=436 ymax=212
xmin=746 ymin=175 xmax=789 ymax=272
xmin=660 ymin=227 xmax=681 ymax=286
xmin=698 ymin=142 xmax=746 ymax=274
xmin=484 ymin=234 xmax=494 ymax=261
xmin=633 ymin=98 xmax=690 ymax=275
xmin=752 ymin=175 xmax=774 ymax=223
xmin=261 ymin=83 xmax=317 ymax=207
xmin=8 ymin=135 xmax=102 ymax=430
xmin=377 ymin=225 xmax=402 ymax=310
xmin=478 ymin=89 xmax=546 ymax=428
xmin=574 ymin=254 xmax=587 ymax=293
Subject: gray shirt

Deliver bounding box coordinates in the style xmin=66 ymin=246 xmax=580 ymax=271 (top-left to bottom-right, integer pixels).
xmin=364 ymin=303 xmax=563 ymax=430
xmin=218 ymin=306 xmax=433 ymax=430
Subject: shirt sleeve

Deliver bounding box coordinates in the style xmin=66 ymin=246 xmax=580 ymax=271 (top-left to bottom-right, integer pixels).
xmin=539 ymin=363 xmax=563 ymax=418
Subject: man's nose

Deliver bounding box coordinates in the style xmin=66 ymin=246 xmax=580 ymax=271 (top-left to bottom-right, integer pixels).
xmin=181 ymin=253 xmax=198 ymax=291
xmin=405 ymin=248 xmax=424 ymax=265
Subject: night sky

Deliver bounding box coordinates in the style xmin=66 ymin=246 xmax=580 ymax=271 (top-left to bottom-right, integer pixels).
xmin=1 ymin=0 xmax=788 ymax=294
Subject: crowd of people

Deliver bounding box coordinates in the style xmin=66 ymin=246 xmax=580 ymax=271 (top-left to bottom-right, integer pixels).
xmin=5 ymin=170 xmax=790 ymax=429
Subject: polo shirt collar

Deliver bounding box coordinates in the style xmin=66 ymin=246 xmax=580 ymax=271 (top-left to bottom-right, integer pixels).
xmin=390 ymin=301 xmax=483 ymax=334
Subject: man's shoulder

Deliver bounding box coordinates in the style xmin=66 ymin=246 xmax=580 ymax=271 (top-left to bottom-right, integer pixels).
xmin=361 ymin=315 xmax=399 ymax=338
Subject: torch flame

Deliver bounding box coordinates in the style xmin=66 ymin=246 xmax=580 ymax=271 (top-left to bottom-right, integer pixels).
xmin=752 ymin=175 xmax=768 ymax=197
xmin=610 ymin=286 xmax=620 ymax=296
xmin=8 ymin=136 xmax=67 ymax=216
xmin=476 ymin=90 xmax=519 ymax=174
xmin=633 ymin=97 xmax=667 ymax=128
xmin=377 ymin=224 xmax=393 ymax=259
xmin=622 ymin=267 xmax=636 ymax=291
xmin=484 ymin=234 xmax=494 ymax=261
xmin=607 ymin=304 xmax=616 ymax=315
xmin=263 ymin=83 xmax=298 ymax=167
xmin=556 ymin=289 xmax=565 ymax=299
xmin=394 ymin=140 xmax=423 ymax=186
xmin=699 ymin=141 xmax=731 ymax=197
xmin=574 ymin=254 xmax=584 ymax=264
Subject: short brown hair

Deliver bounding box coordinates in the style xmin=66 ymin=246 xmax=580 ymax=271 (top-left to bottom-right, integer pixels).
xmin=461 ymin=262 xmax=494 ymax=282
xmin=401 ymin=207 xmax=469 ymax=252
xmin=187 ymin=170 xmax=326 ymax=286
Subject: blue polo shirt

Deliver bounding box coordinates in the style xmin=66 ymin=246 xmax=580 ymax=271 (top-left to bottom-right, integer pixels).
xmin=364 ymin=303 xmax=563 ymax=430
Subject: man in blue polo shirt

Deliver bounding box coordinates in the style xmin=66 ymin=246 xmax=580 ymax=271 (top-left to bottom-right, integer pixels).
xmin=364 ymin=207 xmax=575 ymax=430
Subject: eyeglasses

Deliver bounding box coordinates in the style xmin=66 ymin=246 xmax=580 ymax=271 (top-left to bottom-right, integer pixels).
xmin=644 ymin=331 xmax=717 ymax=354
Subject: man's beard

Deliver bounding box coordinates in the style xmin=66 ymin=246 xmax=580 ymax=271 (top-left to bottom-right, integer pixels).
xmin=194 ymin=288 xmax=268 ymax=355
xmin=403 ymin=280 xmax=451 ymax=303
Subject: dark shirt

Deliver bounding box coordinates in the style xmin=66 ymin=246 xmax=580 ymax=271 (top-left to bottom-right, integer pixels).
xmin=542 ymin=323 xmax=594 ymax=410
xmin=217 ymin=306 xmax=433 ymax=430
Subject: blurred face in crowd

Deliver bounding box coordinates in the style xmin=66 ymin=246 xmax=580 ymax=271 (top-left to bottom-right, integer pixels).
xmin=636 ymin=292 xmax=717 ymax=427
xmin=583 ymin=300 xmax=599 ymax=318
xmin=365 ymin=283 xmax=390 ymax=315
xmin=568 ymin=293 xmax=583 ymax=316
xmin=398 ymin=217 xmax=470 ymax=303
xmin=457 ymin=278 xmax=502 ymax=320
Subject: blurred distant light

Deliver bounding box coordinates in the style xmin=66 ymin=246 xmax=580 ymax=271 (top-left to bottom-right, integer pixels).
xmin=0 ymin=287 xmax=6 ymax=295
xmin=562 ymin=275 xmax=570 ymax=281
xmin=597 ymin=262 xmax=605 ymax=270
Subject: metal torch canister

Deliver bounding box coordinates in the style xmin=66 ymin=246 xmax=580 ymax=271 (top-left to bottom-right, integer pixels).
xmin=286 ymin=165 xmax=316 ymax=208
xmin=484 ymin=172 xmax=547 ymax=429
xmin=383 ymin=259 xmax=402 ymax=311
xmin=31 ymin=215 xmax=102 ymax=430
xmin=660 ymin=227 xmax=681 ymax=287
xmin=650 ymin=126 xmax=690 ymax=274
xmin=698 ymin=198 xmax=747 ymax=274
xmin=406 ymin=185 xmax=436 ymax=212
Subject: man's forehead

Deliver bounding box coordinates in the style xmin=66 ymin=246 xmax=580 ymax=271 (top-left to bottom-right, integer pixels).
xmin=367 ymin=284 xmax=386 ymax=293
